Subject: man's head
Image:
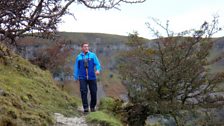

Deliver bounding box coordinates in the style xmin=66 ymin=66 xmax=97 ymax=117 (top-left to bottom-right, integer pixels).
xmin=81 ymin=42 xmax=89 ymax=54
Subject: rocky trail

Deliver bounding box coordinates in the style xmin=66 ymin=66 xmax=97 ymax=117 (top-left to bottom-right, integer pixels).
xmin=54 ymin=106 xmax=97 ymax=126
xmin=54 ymin=82 xmax=105 ymax=126
xmin=54 ymin=113 xmax=88 ymax=126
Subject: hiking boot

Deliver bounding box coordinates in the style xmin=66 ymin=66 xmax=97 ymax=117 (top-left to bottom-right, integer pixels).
xmin=90 ymin=108 xmax=95 ymax=112
xmin=84 ymin=108 xmax=89 ymax=113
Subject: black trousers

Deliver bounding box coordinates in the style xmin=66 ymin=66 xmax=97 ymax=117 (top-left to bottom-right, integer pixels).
xmin=79 ymin=79 xmax=97 ymax=110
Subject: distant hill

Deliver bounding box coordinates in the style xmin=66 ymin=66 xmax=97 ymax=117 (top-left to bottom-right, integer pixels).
xmin=0 ymin=44 xmax=79 ymax=125
xmin=17 ymin=32 xmax=132 ymax=46
xmin=58 ymin=32 xmax=131 ymax=44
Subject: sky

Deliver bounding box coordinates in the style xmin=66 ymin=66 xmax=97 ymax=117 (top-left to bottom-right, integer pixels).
xmin=58 ymin=0 xmax=224 ymax=39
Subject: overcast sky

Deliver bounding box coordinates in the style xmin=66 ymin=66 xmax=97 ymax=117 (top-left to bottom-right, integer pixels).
xmin=58 ymin=0 xmax=224 ymax=39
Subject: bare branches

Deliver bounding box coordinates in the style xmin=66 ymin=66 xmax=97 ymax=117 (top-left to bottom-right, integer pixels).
xmin=146 ymin=17 xmax=174 ymax=38
xmin=0 ymin=0 xmax=145 ymax=47
xmin=78 ymin=0 xmax=145 ymax=10
xmin=0 ymin=0 xmax=74 ymax=45
xmin=146 ymin=16 xmax=222 ymax=39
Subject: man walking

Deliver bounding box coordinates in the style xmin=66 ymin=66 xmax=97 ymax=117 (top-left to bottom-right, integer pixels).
xmin=74 ymin=42 xmax=101 ymax=112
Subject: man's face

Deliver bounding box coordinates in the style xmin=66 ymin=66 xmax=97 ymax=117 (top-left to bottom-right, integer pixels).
xmin=82 ymin=44 xmax=89 ymax=53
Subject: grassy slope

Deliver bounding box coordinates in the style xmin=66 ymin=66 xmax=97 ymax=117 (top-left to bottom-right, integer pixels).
xmin=0 ymin=48 xmax=80 ymax=125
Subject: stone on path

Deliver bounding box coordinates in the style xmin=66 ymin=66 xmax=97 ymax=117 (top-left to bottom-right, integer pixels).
xmin=54 ymin=113 xmax=88 ymax=126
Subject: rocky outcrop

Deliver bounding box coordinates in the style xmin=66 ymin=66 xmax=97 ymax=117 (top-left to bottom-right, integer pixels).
xmin=145 ymin=114 xmax=176 ymax=126
xmin=183 ymin=92 xmax=224 ymax=105
xmin=145 ymin=107 xmax=224 ymax=126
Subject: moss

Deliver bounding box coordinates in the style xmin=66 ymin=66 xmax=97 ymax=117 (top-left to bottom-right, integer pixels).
xmin=86 ymin=111 xmax=123 ymax=126
xmin=86 ymin=97 xmax=125 ymax=126
xmin=0 ymin=45 xmax=80 ymax=125
xmin=99 ymin=97 xmax=116 ymax=111
xmin=99 ymin=97 xmax=123 ymax=115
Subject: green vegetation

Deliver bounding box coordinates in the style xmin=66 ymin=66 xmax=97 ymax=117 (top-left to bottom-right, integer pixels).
xmin=98 ymin=97 xmax=116 ymax=111
xmin=118 ymin=18 xmax=224 ymax=126
xmin=85 ymin=97 xmax=124 ymax=126
xmin=0 ymin=45 xmax=80 ymax=125
xmin=86 ymin=111 xmax=123 ymax=126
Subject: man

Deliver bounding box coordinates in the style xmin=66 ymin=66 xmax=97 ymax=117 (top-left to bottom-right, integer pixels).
xmin=74 ymin=42 xmax=101 ymax=112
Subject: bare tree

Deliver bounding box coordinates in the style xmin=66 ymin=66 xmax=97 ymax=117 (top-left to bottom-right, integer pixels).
xmin=0 ymin=0 xmax=145 ymax=46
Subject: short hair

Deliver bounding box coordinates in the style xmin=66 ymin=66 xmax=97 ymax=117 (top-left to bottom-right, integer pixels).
xmin=81 ymin=41 xmax=89 ymax=47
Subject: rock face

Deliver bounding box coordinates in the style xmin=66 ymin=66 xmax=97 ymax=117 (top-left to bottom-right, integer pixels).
xmin=145 ymin=115 xmax=176 ymax=126
xmin=211 ymin=37 xmax=224 ymax=65
xmin=213 ymin=37 xmax=224 ymax=51
xmin=17 ymin=33 xmax=130 ymax=81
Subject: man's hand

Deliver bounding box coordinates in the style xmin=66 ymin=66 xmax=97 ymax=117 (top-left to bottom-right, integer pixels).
xmin=95 ymin=70 xmax=100 ymax=75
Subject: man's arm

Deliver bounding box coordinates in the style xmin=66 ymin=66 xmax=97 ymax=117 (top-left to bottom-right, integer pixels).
xmin=93 ymin=53 xmax=101 ymax=75
xmin=74 ymin=56 xmax=79 ymax=80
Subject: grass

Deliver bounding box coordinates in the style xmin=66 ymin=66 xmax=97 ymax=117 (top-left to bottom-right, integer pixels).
xmin=98 ymin=97 xmax=116 ymax=111
xmin=0 ymin=47 xmax=80 ymax=125
xmin=86 ymin=111 xmax=123 ymax=126
xmin=85 ymin=97 xmax=124 ymax=126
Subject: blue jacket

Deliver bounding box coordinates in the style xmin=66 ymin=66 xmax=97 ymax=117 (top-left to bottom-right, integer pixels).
xmin=74 ymin=51 xmax=101 ymax=80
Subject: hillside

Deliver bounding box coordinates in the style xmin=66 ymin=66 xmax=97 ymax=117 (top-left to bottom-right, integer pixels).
xmin=0 ymin=44 xmax=79 ymax=126
xmin=15 ymin=33 xmax=224 ymax=99
xmin=16 ymin=32 xmax=132 ymax=46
